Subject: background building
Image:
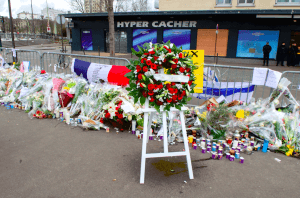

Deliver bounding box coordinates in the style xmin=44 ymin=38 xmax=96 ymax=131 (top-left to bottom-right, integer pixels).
xmin=41 ymin=8 xmax=66 ymax=21
xmin=158 ymin=0 xmax=300 ymax=11
xmin=17 ymin=11 xmax=40 ymax=20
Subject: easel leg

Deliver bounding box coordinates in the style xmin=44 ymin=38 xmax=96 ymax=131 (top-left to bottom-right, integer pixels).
xmin=162 ymin=111 xmax=168 ymax=154
xmin=180 ymin=111 xmax=194 ymax=180
xmin=147 ymin=112 xmax=154 ymax=143
xmin=140 ymin=112 xmax=149 ymax=184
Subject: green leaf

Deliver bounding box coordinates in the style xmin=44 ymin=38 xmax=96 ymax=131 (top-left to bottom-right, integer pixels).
xmin=140 ymin=96 xmax=146 ymax=105
xmin=187 ymin=97 xmax=192 ymax=101
xmin=137 ymin=45 xmax=144 ymax=52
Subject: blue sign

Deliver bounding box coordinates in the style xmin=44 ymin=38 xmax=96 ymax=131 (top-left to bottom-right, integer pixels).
xmin=81 ymin=30 xmax=93 ymax=51
xmin=132 ymin=29 xmax=157 ymax=51
xmin=236 ymin=30 xmax=280 ymax=59
xmin=163 ymin=29 xmax=191 ymax=50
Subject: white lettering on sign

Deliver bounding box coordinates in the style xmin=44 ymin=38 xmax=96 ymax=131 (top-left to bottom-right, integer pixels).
xmin=152 ymin=21 xmax=159 ymax=27
xmin=116 ymin=21 xmax=197 ymax=28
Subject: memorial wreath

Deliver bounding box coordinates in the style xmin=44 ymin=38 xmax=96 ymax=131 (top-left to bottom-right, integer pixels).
xmin=125 ymin=41 xmax=197 ymax=111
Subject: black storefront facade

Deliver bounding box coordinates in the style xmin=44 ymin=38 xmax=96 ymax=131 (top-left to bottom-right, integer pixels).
xmin=64 ymin=9 xmax=300 ymax=59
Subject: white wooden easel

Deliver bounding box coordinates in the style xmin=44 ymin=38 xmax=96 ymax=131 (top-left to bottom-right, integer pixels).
xmin=140 ymin=73 xmax=194 ymax=184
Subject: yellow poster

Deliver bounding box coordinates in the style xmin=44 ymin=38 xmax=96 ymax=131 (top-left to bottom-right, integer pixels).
xmin=183 ymin=50 xmax=204 ymax=93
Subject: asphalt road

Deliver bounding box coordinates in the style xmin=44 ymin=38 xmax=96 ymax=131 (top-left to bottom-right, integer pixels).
xmin=1 ymin=106 xmax=300 ymax=198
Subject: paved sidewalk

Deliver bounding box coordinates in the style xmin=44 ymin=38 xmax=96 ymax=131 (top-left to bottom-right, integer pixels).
xmin=0 ymin=107 xmax=300 ymax=198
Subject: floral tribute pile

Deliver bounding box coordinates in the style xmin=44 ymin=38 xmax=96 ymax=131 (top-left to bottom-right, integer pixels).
xmin=125 ymin=41 xmax=197 ymax=111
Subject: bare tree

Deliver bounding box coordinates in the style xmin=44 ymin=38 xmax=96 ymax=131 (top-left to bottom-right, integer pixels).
xmin=132 ymin=0 xmax=149 ymax=11
xmin=66 ymin=0 xmax=85 ymax=13
xmin=107 ymin=0 xmax=115 ymax=59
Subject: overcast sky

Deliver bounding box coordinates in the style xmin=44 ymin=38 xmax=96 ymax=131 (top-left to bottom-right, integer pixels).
xmin=0 ymin=0 xmax=71 ymax=18
xmin=0 ymin=0 xmax=156 ymax=18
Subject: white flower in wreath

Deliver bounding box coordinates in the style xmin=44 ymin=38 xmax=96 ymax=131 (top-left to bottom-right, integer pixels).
xmin=177 ymin=71 xmax=181 ymax=75
xmin=149 ymin=42 xmax=153 ymax=48
xmin=144 ymin=71 xmax=152 ymax=77
xmin=127 ymin=114 xmax=132 ymax=121
xmin=259 ymin=122 xmax=264 ymax=127
xmin=175 ymin=84 xmax=183 ymax=89
xmin=177 ymin=61 xmax=182 ymax=65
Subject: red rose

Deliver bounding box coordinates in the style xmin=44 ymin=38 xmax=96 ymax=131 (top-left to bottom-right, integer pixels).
xmin=115 ymin=107 xmax=119 ymax=111
xmin=41 ymin=70 xmax=46 ymax=74
xmin=168 ymin=87 xmax=173 ymax=93
xmin=33 ymin=114 xmax=36 ymax=117
xmin=118 ymin=114 xmax=123 ymax=119
xmin=104 ymin=110 xmax=108 ymax=113
xmin=159 ymin=84 xmax=163 ymax=89
xmin=181 ymin=82 xmax=185 ymax=85
xmin=100 ymin=118 xmax=104 ymax=123
xmin=167 ymin=84 xmax=171 ymax=89
xmin=154 ymin=56 xmax=159 ymax=61
xmin=178 ymin=96 xmax=183 ymax=100
xmin=141 ymin=59 xmax=144 ymax=64
xmin=136 ymin=65 xmax=141 ymax=72
xmin=172 ymin=100 xmax=177 ymax=103
xmin=179 ymin=67 xmax=185 ymax=73
xmin=173 ymin=89 xmax=178 ymax=94
xmin=148 ymin=84 xmax=154 ymax=91
xmin=173 ymin=59 xmax=178 ymax=64
xmin=138 ymin=74 xmax=143 ymax=80
xmin=179 ymin=53 xmax=183 ymax=59
xmin=105 ymin=113 xmax=111 ymax=118
xmin=151 ymin=64 xmax=157 ymax=70
xmin=143 ymin=66 xmax=148 ymax=72
xmin=142 ymin=91 xmax=148 ymax=98
xmin=150 ymin=97 xmax=155 ymax=102
xmin=171 ymin=64 xmax=177 ymax=69
xmin=186 ymin=68 xmax=191 ymax=72
xmin=166 ymin=98 xmax=172 ymax=103
xmin=188 ymin=81 xmax=192 ymax=86
xmin=36 ymin=110 xmax=41 ymax=114
xmin=149 ymin=51 xmax=155 ymax=55
xmin=171 ymin=82 xmax=175 ymax=86
xmin=181 ymin=90 xmax=186 ymax=96
xmin=148 ymin=91 xmax=154 ymax=96
xmin=154 ymin=84 xmax=159 ymax=90
xmin=140 ymin=83 xmax=144 ymax=88
xmin=156 ymin=101 xmax=163 ymax=105
xmin=144 ymin=53 xmax=149 ymax=55
xmin=172 ymin=95 xmax=178 ymax=101
xmin=168 ymin=49 xmax=172 ymax=53
xmin=163 ymin=59 xmax=167 ymax=63
xmin=146 ymin=60 xmax=152 ymax=65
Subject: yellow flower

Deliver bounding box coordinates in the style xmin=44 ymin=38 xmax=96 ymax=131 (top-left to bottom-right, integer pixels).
xmin=13 ymin=62 xmax=15 ymax=65
xmin=164 ymin=81 xmax=171 ymax=84
xmin=200 ymin=111 xmax=207 ymax=119
xmin=63 ymin=87 xmax=70 ymax=91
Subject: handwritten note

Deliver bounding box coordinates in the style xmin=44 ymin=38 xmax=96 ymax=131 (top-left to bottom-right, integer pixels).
xmin=23 ymin=61 xmax=30 ymax=73
xmin=265 ymin=69 xmax=282 ymax=89
xmin=252 ymin=68 xmax=268 ymax=86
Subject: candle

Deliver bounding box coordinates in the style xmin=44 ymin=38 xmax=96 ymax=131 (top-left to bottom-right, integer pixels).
xmin=239 ymin=157 xmax=244 ymax=164
xmin=212 ymin=146 xmax=216 ymax=152
xmin=201 ymin=147 xmax=206 ymax=153
xmin=230 ymin=155 xmax=235 ymax=161
xmin=226 ymin=153 xmax=230 ymax=159
xmin=212 ymin=152 xmax=217 ymax=159
xmin=200 ymin=141 xmax=206 ymax=148
xmin=132 ymin=120 xmax=136 ymax=134
xmin=235 ymin=152 xmax=240 ymax=159
xmin=218 ymin=148 xmax=223 ymax=154
xmin=193 ymin=144 xmax=197 ymax=150
xmin=65 ymin=112 xmax=70 ymax=124
xmin=207 ymin=146 xmax=211 ymax=152
xmin=232 ymin=140 xmax=238 ymax=148
xmin=149 ymin=135 xmax=153 ymax=140
xmin=218 ymin=154 xmax=223 ymax=160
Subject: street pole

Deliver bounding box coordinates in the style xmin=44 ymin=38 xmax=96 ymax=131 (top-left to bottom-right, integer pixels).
xmin=214 ymin=24 xmax=219 ymax=64
xmin=60 ymin=15 xmax=64 ymax=53
xmin=31 ymin=0 xmax=35 ymax=37
xmin=7 ymin=0 xmax=15 ymax=50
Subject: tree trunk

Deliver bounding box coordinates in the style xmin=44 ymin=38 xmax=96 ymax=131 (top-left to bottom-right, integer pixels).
xmin=107 ymin=0 xmax=115 ymax=64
